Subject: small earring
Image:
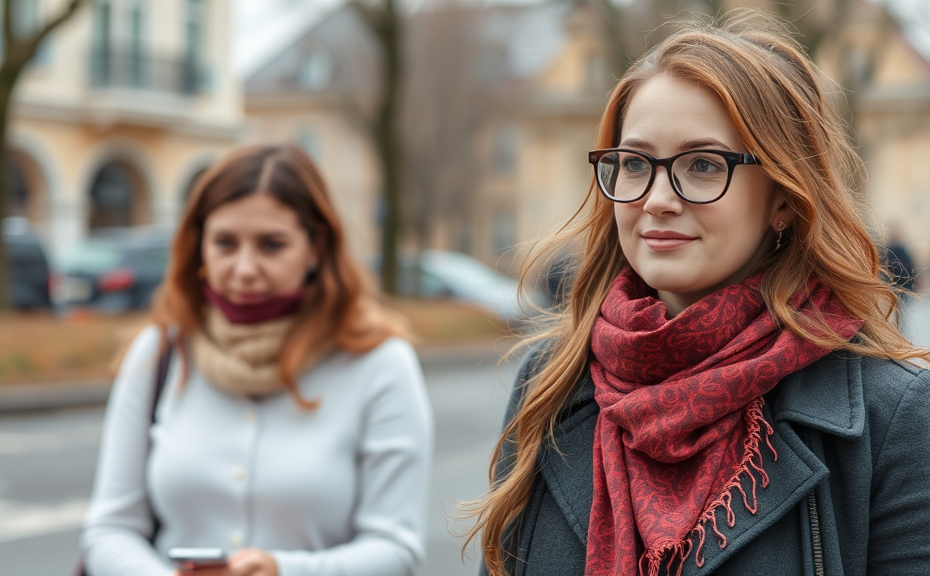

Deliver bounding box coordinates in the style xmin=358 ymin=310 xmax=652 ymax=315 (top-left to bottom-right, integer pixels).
xmin=304 ymin=264 xmax=319 ymax=284
xmin=775 ymin=221 xmax=786 ymax=251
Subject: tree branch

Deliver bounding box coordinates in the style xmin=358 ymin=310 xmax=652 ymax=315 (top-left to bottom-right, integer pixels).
xmin=33 ymin=0 xmax=86 ymax=47
xmin=3 ymin=0 xmax=13 ymax=54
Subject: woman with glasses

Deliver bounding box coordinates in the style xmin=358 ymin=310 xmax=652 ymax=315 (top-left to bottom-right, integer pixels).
xmin=466 ymin=10 xmax=930 ymax=576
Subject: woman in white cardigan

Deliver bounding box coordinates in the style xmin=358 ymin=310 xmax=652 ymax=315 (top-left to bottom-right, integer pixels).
xmin=82 ymin=144 xmax=433 ymax=576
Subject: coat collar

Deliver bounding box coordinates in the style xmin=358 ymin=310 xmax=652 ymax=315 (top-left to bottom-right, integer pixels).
xmin=536 ymin=352 xmax=865 ymax=573
xmin=772 ymin=352 xmax=864 ymax=437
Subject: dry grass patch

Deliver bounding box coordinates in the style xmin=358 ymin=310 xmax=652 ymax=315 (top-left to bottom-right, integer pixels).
xmin=385 ymin=297 xmax=510 ymax=346
xmin=0 ymin=311 xmax=147 ymax=385
xmin=0 ymin=300 xmax=507 ymax=385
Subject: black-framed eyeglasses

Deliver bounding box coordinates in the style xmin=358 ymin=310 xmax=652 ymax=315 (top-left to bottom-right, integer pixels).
xmin=588 ymin=148 xmax=761 ymax=204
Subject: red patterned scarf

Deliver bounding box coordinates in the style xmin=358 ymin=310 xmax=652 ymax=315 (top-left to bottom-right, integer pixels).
xmin=585 ymin=269 xmax=861 ymax=576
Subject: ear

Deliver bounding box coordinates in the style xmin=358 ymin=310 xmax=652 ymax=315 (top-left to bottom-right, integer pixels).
xmin=769 ymin=189 xmax=795 ymax=231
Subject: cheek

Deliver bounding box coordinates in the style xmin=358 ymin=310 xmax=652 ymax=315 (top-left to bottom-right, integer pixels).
xmin=613 ymin=205 xmax=637 ymax=249
xmin=272 ymin=245 xmax=316 ymax=289
xmin=201 ymin=245 xmax=232 ymax=286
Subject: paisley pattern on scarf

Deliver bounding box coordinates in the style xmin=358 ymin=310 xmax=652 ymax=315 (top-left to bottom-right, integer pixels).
xmin=585 ymin=269 xmax=862 ymax=576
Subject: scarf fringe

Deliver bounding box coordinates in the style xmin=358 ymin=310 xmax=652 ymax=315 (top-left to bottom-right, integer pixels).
xmin=638 ymin=398 xmax=778 ymax=575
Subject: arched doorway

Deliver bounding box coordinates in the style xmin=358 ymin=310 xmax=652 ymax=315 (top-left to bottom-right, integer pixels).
xmin=182 ymin=166 xmax=209 ymax=204
xmin=88 ymin=160 xmax=150 ymax=229
xmin=7 ymin=150 xmax=48 ymax=229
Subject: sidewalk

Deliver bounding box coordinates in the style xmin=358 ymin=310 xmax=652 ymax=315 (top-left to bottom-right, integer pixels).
xmin=0 ymin=338 xmax=517 ymax=414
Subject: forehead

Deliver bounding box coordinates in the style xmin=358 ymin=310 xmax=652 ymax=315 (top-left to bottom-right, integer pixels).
xmin=619 ymin=74 xmax=744 ymax=151
xmin=204 ymin=193 xmax=302 ymax=234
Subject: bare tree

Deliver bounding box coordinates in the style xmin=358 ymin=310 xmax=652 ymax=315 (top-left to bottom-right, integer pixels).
xmin=589 ymin=0 xmax=723 ymax=79
xmin=401 ymin=0 xmax=490 ymax=260
xmin=0 ymin=0 xmax=87 ymax=310
xmin=351 ymin=0 xmax=404 ymax=295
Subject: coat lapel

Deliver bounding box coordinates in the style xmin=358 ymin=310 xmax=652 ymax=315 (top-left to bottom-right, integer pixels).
xmin=538 ymin=374 xmax=598 ymax=544
xmin=535 ymin=353 xmax=864 ymax=574
xmin=682 ymin=352 xmax=863 ymax=574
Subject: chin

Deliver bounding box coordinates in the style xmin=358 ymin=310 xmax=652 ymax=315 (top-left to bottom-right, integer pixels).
xmin=635 ymin=266 xmax=697 ymax=294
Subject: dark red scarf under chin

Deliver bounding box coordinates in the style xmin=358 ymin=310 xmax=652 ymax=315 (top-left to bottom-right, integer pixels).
xmin=202 ymin=282 xmax=305 ymax=325
xmin=585 ymin=269 xmax=861 ymax=576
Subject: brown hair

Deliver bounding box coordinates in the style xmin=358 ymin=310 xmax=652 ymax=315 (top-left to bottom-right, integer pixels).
xmin=151 ymin=144 xmax=406 ymax=408
xmin=465 ymin=10 xmax=928 ymax=575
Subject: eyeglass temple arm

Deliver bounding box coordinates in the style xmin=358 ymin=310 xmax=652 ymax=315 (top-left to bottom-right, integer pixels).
xmin=742 ymin=153 xmax=761 ymax=165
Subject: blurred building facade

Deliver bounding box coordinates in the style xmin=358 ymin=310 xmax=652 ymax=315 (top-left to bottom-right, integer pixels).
xmin=8 ymin=0 xmax=241 ymax=259
xmin=817 ymin=0 xmax=930 ymax=268
xmin=244 ymin=2 xmax=609 ymax=270
xmin=245 ymin=0 xmax=930 ymax=277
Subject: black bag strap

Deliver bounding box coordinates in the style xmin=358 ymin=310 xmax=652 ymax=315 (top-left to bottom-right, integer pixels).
xmin=147 ymin=341 xmax=173 ymax=542
xmin=150 ymin=342 xmax=173 ymax=425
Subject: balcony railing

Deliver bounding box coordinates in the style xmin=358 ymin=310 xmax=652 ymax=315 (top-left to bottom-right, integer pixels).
xmin=88 ymin=48 xmax=205 ymax=95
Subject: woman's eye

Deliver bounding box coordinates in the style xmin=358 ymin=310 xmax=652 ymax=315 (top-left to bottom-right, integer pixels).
xmin=213 ymin=237 xmax=235 ymax=249
xmin=261 ymin=240 xmax=286 ymax=252
xmin=690 ymin=158 xmax=722 ymax=174
xmin=622 ymin=158 xmax=649 ymax=173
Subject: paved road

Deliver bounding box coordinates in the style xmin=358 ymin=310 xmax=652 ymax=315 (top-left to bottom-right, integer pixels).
xmin=0 ymin=350 xmax=520 ymax=576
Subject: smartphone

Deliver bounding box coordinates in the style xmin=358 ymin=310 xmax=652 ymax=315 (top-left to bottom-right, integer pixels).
xmin=168 ymin=548 xmax=229 ymax=570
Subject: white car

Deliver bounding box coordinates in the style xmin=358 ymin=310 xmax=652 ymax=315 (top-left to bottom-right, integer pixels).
xmin=390 ymin=250 xmax=542 ymax=325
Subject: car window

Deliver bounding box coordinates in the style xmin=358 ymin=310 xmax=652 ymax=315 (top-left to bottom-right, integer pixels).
xmin=136 ymin=246 xmax=170 ymax=266
xmin=58 ymin=241 xmax=123 ymax=273
xmin=8 ymin=242 xmax=49 ymax=278
xmin=419 ymin=272 xmax=450 ymax=297
xmin=424 ymin=253 xmax=514 ymax=288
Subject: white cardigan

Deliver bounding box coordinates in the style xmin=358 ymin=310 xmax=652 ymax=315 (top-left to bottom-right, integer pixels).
xmin=82 ymin=326 xmax=433 ymax=576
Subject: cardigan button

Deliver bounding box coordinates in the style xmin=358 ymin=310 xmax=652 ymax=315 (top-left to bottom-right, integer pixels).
xmin=232 ymin=467 xmax=246 ymax=482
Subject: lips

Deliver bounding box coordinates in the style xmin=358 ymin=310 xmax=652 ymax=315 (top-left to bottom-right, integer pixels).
xmin=641 ymin=230 xmax=697 ymax=251
xmin=230 ymin=292 xmax=268 ymax=304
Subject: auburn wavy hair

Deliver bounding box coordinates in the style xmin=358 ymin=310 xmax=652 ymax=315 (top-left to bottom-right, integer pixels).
xmin=464 ymin=10 xmax=930 ymax=575
xmin=150 ymin=144 xmax=405 ymax=408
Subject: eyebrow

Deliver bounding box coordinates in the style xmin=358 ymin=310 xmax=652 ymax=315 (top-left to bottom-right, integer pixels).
xmin=207 ymin=228 xmax=291 ymax=239
xmin=617 ymin=137 xmax=736 ymax=153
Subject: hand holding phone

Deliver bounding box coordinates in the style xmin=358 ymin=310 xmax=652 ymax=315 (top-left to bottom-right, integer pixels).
xmin=168 ymin=547 xmax=229 ymax=571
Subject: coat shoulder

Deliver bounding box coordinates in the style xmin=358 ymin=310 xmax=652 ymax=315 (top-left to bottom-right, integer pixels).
xmin=859 ymin=356 xmax=930 ymax=424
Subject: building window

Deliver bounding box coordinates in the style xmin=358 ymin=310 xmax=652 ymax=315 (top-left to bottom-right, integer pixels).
xmin=89 ymin=163 xmax=135 ymax=229
xmin=183 ymin=0 xmax=206 ymax=93
xmin=585 ymin=54 xmax=609 ymax=93
xmin=295 ymin=127 xmax=322 ymax=162
xmin=128 ymin=1 xmax=145 ymax=87
xmin=492 ymin=209 xmax=516 ymax=255
xmin=90 ymin=1 xmax=111 ymax=84
xmin=848 ymin=45 xmax=872 ymax=87
xmin=6 ymin=0 xmax=53 ymax=65
xmin=492 ymin=125 xmax=518 ymax=175
xmin=298 ymin=51 xmax=333 ymax=90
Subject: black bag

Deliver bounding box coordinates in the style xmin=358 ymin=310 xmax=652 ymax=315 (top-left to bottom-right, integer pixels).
xmin=74 ymin=343 xmax=173 ymax=576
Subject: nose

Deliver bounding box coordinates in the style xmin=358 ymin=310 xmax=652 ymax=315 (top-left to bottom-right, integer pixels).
xmin=232 ymin=246 xmax=260 ymax=279
xmin=642 ymin=165 xmax=684 ymax=216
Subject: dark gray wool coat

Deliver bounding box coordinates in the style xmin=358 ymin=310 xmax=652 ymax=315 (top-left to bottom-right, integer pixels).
xmin=482 ymin=345 xmax=930 ymax=576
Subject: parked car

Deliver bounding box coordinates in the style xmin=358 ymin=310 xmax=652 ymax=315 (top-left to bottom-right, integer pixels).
xmin=386 ymin=249 xmax=543 ymax=325
xmin=52 ymin=226 xmax=172 ymax=312
xmin=3 ymin=217 xmax=52 ymax=310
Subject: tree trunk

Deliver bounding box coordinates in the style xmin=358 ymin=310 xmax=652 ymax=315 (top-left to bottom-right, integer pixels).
xmin=0 ymin=0 xmax=87 ymax=310
xmin=0 ymin=57 xmax=27 ymax=312
xmin=353 ymin=0 xmax=404 ymax=295
xmin=0 ymin=88 xmax=8 ymax=312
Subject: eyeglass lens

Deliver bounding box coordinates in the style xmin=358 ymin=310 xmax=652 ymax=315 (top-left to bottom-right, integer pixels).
xmin=597 ymin=151 xmax=731 ymax=203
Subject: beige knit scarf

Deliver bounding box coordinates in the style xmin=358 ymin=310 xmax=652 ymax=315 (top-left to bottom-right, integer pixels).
xmin=191 ymin=306 xmax=294 ymax=398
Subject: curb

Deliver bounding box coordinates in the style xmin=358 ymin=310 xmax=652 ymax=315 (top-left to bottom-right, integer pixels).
xmin=0 ymin=338 xmax=519 ymax=414
xmin=0 ymin=379 xmax=112 ymax=413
